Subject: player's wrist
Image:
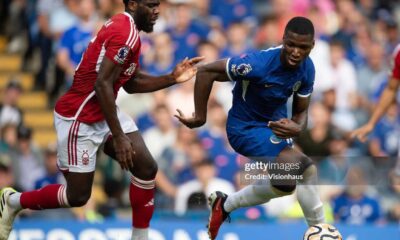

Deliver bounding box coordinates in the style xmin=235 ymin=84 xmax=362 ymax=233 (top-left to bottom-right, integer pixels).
xmin=167 ymin=73 xmax=177 ymax=84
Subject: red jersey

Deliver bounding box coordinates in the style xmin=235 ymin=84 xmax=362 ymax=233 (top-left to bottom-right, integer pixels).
xmin=55 ymin=12 xmax=141 ymax=123
xmin=391 ymin=44 xmax=400 ymax=80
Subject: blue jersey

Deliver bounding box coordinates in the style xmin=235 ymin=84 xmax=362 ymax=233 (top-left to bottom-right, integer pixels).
xmin=58 ymin=25 xmax=93 ymax=66
xmin=224 ymin=46 xmax=315 ymax=158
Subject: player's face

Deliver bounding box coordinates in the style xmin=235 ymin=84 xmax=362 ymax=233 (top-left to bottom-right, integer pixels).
xmin=281 ymin=31 xmax=314 ymax=68
xmin=134 ymin=0 xmax=160 ymax=33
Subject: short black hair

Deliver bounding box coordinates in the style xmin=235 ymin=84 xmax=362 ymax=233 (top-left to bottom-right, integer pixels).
xmin=284 ymin=16 xmax=314 ymax=37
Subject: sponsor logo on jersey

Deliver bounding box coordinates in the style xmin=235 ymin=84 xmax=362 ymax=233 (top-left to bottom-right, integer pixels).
xmin=124 ymin=63 xmax=137 ymax=76
xmin=269 ymin=134 xmax=282 ymax=144
xmin=292 ymin=81 xmax=301 ymax=92
xmin=82 ymin=150 xmax=89 ymax=166
xmin=114 ymin=46 xmax=130 ymax=64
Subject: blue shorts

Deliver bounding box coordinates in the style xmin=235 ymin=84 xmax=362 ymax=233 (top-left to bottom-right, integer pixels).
xmin=226 ymin=119 xmax=293 ymax=160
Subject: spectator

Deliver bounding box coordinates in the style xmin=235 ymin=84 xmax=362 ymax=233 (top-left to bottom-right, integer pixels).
xmin=209 ymin=0 xmax=254 ymax=29
xmin=11 ymin=126 xmax=45 ymax=191
xmin=328 ymin=40 xmax=358 ymax=131
xmin=382 ymin=171 xmax=400 ymax=222
xmin=199 ymin=100 xmax=239 ymax=182
xmin=174 ymin=159 xmax=235 ymax=216
xmin=221 ymin=21 xmax=255 ymax=58
xmin=178 ymin=139 xmax=209 ymax=183
xmin=297 ymin=102 xmax=336 ymax=159
xmin=35 ymin=0 xmax=67 ymax=90
xmin=332 ymin=167 xmax=383 ymax=224
xmin=166 ymin=80 xmax=195 ymax=117
xmin=167 ymin=1 xmax=209 ymax=61
xmin=34 ymin=143 xmax=65 ymax=189
xmin=0 ymin=123 xmax=18 ymax=154
xmin=356 ymin=41 xmax=389 ymax=123
xmin=0 ymin=80 xmax=23 ymax=128
xmin=318 ymin=132 xmax=353 ymax=184
xmin=254 ymin=14 xmax=280 ymax=49
xmin=143 ymin=32 xmax=176 ymax=75
xmin=0 ymin=154 xmax=14 ymax=189
xmin=143 ymin=104 xmax=176 ymax=160
xmin=156 ymin=125 xmax=198 ymax=208
xmin=97 ymin=0 xmax=124 ymax=21
xmin=55 ymin=0 xmax=97 ymax=97
xmin=368 ymin=103 xmax=398 ymax=157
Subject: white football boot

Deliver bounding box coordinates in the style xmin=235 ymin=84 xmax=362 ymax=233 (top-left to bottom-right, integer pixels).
xmin=0 ymin=188 xmax=21 ymax=240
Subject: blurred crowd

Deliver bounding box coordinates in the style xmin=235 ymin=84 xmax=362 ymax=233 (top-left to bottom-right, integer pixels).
xmin=0 ymin=0 xmax=399 ymax=225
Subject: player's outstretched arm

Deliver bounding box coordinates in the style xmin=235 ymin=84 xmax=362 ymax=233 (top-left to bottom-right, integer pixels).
xmin=351 ymin=77 xmax=400 ymax=142
xmin=123 ymin=56 xmax=204 ymax=93
xmin=175 ymin=59 xmax=230 ymax=128
xmin=95 ymin=57 xmax=135 ymax=171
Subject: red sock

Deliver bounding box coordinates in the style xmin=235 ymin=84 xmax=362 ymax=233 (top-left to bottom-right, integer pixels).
xmin=20 ymin=184 xmax=69 ymax=210
xmin=130 ymin=176 xmax=155 ymax=228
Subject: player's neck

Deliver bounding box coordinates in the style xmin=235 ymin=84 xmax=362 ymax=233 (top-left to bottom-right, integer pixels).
xmin=124 ymin=9 xmax=135 ymax=20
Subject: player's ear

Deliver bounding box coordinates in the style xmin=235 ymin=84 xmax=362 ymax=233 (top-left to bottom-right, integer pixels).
xmin=127 ymin=0 xmax=139 ymax=11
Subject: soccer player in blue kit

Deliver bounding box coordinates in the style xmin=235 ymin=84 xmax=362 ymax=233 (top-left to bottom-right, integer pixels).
xmin=175 ymin=17 xmax=325 ymax=239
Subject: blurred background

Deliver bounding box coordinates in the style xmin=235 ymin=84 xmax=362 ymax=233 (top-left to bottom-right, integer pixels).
xmin=0 ymin=0 xmax=399 ymax=239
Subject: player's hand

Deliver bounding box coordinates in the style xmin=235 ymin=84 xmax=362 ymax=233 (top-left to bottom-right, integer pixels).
xmin=268 ymin=118 xmax=302 ymax=139
xmin=350 ymin=122 xmax=374 ymax=142
xmin=174 ymin=109 xmax=205 ymax=129
xmin=172 ymin=56 xmax=205 ymax=83
xmin=113 ymin=134 xmax=136 ymax=171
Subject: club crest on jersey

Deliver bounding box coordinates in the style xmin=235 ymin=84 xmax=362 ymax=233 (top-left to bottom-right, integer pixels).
xmin=125 ymin=63 xmax=137 ymax=76
xmin=292 ymin=81 xmax=301 ymax=92
xmin=115 ymin=46 xmax=130 ymax=64
xmin=236 ymin=63 xmax=252 ymax=76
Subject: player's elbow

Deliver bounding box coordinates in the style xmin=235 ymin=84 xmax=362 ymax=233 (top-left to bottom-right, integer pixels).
xmin=122 ymin=83 xmax=138 ymax=94
xmin=196 ymin=67 xmax=217 ymax=83
xmin=94 ymin=78 xmax=109 ymax=94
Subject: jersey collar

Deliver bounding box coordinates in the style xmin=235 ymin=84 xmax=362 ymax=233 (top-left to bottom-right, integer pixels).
xmin=123 ymin=12 xmax=134 ymax=22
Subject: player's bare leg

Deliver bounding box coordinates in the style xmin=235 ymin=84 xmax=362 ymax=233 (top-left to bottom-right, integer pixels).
xmin=0 ymin=172 xmax=94 ymax=239
xmin=104 ymin=131 xmax=157 ymax=240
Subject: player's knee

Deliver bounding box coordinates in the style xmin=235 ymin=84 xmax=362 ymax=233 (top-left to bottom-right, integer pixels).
xmin=298 ymin=155 xmax=314 ymax=176
xmin=300 ymin=163 xmax=318 ymax=182
xmin=67 ymin=191 xmax=92 ymax=207
xmin=132 ymin=159 xmax=158 ymax=179
xmin=272 ymin=184 xmax=296 ymax=195
xmin=143 ymin=160 xmax=158 ymax=178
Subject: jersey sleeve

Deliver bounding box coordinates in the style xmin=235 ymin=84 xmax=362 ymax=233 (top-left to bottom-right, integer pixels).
xmin=225 ymin=52 xmax=266 ymax=82
xmin=391 ymin=46 xmax=400 ymax=80
xmin=104 ymin=22 xmax=138 ymax=65
xmin=296 ymin=59 xmax=315 ymax=97
xmin=58 ymin=29 xmax=71 ymax=52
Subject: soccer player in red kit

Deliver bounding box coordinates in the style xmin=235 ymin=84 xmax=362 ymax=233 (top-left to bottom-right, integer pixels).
xmin=0 ymin=0 xmax=203 ymax=239
xmin=352 ymin=44 xmax=400 ymax=175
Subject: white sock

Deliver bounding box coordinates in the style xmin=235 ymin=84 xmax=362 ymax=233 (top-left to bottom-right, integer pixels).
xmin=131 ymin=228 xmax=148 ymax=240
xmin=224 ymin=179 xmax=283 ymax=212
xmin=8 ymin=192 xmax=22 ymax=210
xmin=297 ymin=165 xmax=325 ymax=226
